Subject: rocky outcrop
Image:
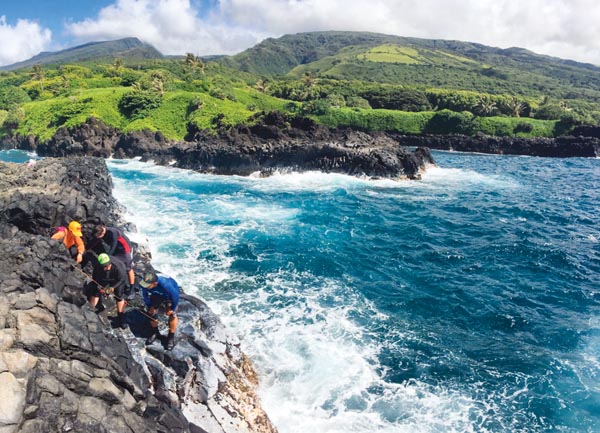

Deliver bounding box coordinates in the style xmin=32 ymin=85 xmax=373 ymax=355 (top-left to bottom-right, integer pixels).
xmin=393 ymin=133 xmax=600 ymax=157
xmin=0 ymin=157 xmax=276 ymax=433
xmin=11 ymin=114 xmax=435 ymax=179
xmin=152 ymin=127 xmax=434 ymax=179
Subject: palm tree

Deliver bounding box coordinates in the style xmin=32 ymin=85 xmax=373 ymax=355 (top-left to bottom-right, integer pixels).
xmin=151 ymin=76 xmax=164 ymax=95
xmin=31 ymin=64 xmax=45 ymax=92
xmin=301 ymin=72 xmax=316 ymax=89
xmin=184 ymin=53 xmax=205 ymax=74
xmin=254 ymin=78 xmax=269 ymax=93
xmin=559 ymin=101 xmax=573 ymax=112
xmin=506 ymin=96 xmax=526 ymax=118
xmin=475 ymin=97 xmax=497 ymax=116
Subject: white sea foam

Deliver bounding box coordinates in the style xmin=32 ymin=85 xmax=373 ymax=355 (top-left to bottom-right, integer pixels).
xmin=420 ymin=166 xmax=519 ymax=191
xmin=207 ymin=273 xmax=488 ymax=433
xmin=108 ymin=159 xmax=518 ymax=433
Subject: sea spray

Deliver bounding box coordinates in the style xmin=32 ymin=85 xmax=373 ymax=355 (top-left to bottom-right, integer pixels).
xmin=104 ymin=152 xmax=600 ymax=433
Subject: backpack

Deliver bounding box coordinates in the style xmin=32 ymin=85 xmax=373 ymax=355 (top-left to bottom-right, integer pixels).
xmin=52 ymin=226 xmax=66 ymax=235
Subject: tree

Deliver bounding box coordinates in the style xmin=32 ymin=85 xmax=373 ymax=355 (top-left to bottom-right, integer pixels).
xmin=475 ymin=97 xmax=497 ymax=116
xmin=184 ymin=53 xmax=205 ymax=74
xmin=0 ymin=86 xmax=31 ymax=110
xmin=151 ymin=76 xmax=164 ymax=95
xmin=118 ymin=89 xmax=162 ymax=118
xmin=301 ymin=72 xmax=316 ymax=89
xmin=505 ymin=97 xmax=526 ymax=118
xmin=31 ymin=64 xmax=45 ymax=93
xmin=254 ymin=78 xmax=269 ymax=93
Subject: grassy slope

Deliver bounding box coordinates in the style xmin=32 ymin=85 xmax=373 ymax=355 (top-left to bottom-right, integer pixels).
xmin=15 ymin=82 xmax=292 ymax=141
xmin=2 ymin=31 xmax=595 ymax=141
xmin=224 ymin=31 xmax=600 ymax=103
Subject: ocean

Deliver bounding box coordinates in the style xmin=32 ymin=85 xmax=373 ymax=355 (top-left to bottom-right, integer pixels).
xmin=3 ymin=149 xmax=600 ymax=432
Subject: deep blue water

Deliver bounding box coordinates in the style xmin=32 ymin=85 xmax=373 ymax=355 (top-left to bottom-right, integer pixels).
xmin=4 ymin=150 xmax=599 ymax=432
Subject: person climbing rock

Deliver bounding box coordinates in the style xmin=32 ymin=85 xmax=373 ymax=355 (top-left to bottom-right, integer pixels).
xmin=139 ymin=272 xmax=180 ymax=350
xmin=88 ymin=224 xmax=136 ymax=299
xmin=83 ymin=253 xmax=129 ymax=329
xmin=51 ymin=221 xmax=85 ymax=264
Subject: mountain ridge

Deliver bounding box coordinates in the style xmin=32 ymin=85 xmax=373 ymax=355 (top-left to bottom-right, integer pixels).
xmin=1 ymin=37 xmax=163 ymax=71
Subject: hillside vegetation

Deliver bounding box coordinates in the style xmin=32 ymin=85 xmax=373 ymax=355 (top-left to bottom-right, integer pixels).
xmin=1 ymin=31 xmax=600 ymax=143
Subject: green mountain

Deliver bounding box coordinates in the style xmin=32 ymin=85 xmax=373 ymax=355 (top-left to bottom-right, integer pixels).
xmin=2 ymin=32 xmax=600 ymax=143
xmin=1 ymin=37 xmax=163 ymax=71
xmin=219 ymin=31 xmax=600 ymax=103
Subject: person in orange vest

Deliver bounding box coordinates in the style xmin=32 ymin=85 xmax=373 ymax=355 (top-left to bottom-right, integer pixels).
xmin=51 ymin=221 xmax=85 ymax=264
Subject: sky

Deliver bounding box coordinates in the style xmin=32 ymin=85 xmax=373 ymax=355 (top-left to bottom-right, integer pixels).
xmin=1 ymin=0 xmax=600 ymax=67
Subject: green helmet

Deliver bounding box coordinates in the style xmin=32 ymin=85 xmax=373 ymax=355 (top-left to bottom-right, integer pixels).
xmin=98 ymin=253 xmax=111 ymax=266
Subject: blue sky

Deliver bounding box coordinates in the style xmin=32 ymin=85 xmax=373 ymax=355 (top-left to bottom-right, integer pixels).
xmin=1 ymin=0 xmax=600 ymax=67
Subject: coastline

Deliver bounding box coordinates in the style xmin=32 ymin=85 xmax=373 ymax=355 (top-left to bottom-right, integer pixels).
xmin=2 ymin=114 xmax=436 ymax=180
xmin=0 ymin=156 xmax=276 ymax=433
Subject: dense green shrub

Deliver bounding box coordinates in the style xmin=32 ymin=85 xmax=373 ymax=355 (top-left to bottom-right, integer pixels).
xmin=50 ymin=99 xmax=87 ymax=126
xmin=346 ymin=96 xmax=371 ymax=109
xmin=317 ymin=108 xmax=433 ymax=134
xmin=424 ymin=110 xmax=477 ymax=135
xmin=426 ymin=89 xmax=481 ymax=112
xmin=325 ymin=93 xmax=346 ymax=108
xmin=301 ymin=99 xmax=331 ymax=115
xmin=119 ymin=70 xmax=142 ymax=87
xmin=534 ymin=103 xmax=565 ymax=120
xmin=0 ymin=86 xmax=31 ymax=109
xmin=514 ymin=122 xmax=533 ymax=133
xmin=360 ymin=86 xmax=431 ymax=111
xmin=3 ymin=107 xmax=25 ymax=131
xmin=477 ymin=116 xmax=555 ymax=137
xmin=118 ymin=90 xmax=162 ymax=118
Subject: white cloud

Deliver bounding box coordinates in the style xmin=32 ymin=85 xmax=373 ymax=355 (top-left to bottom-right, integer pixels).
xmin=58 ymin=0 xmax=600 ymax=65
xmin=0 ymin=16 xmax=52 ymax=66
xmin=217 ymin=0 xmax=600 ymax=64
xmin=66 ymin=0 xmax=259 ymax=56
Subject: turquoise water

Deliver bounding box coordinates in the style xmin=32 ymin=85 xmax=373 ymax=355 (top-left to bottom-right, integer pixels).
xmin=4 ymin=150 xmax=600 ymax=432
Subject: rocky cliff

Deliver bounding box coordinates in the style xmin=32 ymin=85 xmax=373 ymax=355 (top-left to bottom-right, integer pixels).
xmin=9 ymin=113 xmax=435 ymax=180
xmin=0 ymin=157 xmax=276 ymax=433
xmin=393 ymin=133 xmax=600 ymax=157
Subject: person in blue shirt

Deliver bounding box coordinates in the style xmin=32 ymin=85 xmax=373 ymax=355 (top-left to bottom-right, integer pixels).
xmin=139 ymin=272 xmax=180 ymax=350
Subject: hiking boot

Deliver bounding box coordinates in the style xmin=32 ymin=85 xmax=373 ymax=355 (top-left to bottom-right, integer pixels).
xmin=145 ymin=331 xmax=160 ymax=345
xmin=94 ymin=303 xmax=106 ymax=314
xmin=166 ymin=333 xmax=175 ymax=351
xmin=116 ymin=314 xmax=129 ymax=330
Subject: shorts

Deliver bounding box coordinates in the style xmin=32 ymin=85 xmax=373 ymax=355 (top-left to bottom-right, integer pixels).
xmin=84 ymin=281 xmax=125 ymax=300
xmin=148 ymin=294 xmax=176 ymax=316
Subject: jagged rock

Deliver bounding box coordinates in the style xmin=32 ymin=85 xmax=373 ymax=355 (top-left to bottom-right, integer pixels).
xmin=0 ymin=157 xmax=276 ymax=433
xmin=0 ymin=372 xmax=25 ymax=429
xmin=394 ymin=133 xmax=600 ymax=157
xmin=8 ymin=115 xmax=434 ymax=179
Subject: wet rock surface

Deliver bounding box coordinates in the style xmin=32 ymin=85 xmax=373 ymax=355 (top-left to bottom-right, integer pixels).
xmin=0 ymin=157 xmax=276 ymax=433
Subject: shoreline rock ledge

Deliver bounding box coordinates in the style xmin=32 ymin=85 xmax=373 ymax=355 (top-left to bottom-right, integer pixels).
xmin=0 ymin=156 xmax=277 ymax=433
xmin=9 ymin=114 xmax=436 ymax=180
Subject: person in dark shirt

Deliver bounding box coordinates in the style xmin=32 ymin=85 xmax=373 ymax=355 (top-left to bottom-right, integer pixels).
xmin=139 ymin=272 xmax=180 ymax=350
xmin=83 ymin=253 xmax=129 ymax=329
xmin=89 ymin=224 xmax=136 ymax=297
